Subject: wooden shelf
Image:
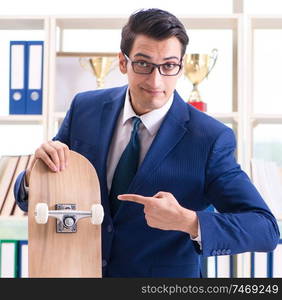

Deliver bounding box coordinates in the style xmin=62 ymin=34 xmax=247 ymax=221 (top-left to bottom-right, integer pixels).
xmin=57 ymin=51 xmax=118 ymax=57
xmin=55 ymin=16 xmax=128 ymax=30
xmin=251 ymin=15 xmax=282 ymax=28
xmin=252 ymin=114 xmax=282 ymax=125
xmin=53 ymin=14 xmax=240 ymax=30
xmin=0 ymin=115 xmax=43 ymax=124
xmin=0 ymin=16 xmax=46 ymax=30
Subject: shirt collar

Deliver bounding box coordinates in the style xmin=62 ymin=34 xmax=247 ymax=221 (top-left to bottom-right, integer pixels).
xmin=122 ymin=88 xmax=174 ymax=136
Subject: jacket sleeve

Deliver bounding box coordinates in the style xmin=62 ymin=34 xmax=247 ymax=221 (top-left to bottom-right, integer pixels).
xmin=197 ymin=127 xmax=280 ymax=257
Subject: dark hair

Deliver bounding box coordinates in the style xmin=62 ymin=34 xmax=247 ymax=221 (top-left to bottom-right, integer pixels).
xmin=120 ymin=8 xmax=189 ymax=58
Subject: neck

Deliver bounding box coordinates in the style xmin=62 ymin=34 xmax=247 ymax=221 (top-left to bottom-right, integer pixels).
xmin=130 ymin=101 xmax=151 ymax=116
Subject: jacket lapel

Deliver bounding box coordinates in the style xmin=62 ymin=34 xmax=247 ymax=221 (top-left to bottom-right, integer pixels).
xmin=128 ymin=91 xmax=191 ymax=193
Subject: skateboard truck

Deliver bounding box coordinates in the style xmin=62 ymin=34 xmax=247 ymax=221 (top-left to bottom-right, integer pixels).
xmin=34 ymin=202 xmax=104 ymax=233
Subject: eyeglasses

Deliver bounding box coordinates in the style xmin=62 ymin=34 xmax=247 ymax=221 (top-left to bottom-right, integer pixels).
xmin=123 ymin=53 xmax=182 ymax=76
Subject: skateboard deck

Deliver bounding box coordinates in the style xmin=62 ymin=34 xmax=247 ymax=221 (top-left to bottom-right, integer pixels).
xmin=28 ymin=150 xmax=103 ymax=277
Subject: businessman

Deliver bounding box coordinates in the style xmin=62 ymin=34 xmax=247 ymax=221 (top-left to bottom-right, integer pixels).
xmin=14 ymin=8 xmax=280 ymax=277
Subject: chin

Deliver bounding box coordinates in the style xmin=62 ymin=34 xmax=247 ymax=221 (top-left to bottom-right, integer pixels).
xmin=149 ymin=100 xmax=167 ymax=110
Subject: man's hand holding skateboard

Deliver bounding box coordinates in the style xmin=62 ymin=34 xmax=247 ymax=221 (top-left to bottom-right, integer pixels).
xmin=25 ymin=141 xmax=70 ymax=186
xmin=118 ymin=192 xmax=199 ymax=238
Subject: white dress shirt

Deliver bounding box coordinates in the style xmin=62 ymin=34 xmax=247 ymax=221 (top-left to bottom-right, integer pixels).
xmin=106 ymin=89 xmax=201 ymax=246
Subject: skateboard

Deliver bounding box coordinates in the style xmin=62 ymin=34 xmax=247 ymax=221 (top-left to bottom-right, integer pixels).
xmin=28 ymin=150 xmax=104 ymax=277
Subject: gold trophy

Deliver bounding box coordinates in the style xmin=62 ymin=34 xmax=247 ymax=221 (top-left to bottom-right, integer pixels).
xmin=79 ymin=55 xmax=117 ymax=88
xmin=183 ymin=49 xmax=218 ymax=111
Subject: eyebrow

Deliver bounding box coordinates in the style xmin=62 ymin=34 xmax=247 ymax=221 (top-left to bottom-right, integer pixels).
xmin=133 ymin=53 xmax=180 ymax=61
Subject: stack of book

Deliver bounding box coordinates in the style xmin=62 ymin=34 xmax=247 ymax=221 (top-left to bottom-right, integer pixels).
xmin=0 ymin=155 xmax=30 ymax=277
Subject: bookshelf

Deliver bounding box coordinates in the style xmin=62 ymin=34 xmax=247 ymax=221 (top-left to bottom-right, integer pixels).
xmin=1 ymin=4 xmax=282 ymax=278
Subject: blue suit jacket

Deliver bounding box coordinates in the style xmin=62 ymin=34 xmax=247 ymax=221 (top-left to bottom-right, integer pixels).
xmin=15 ymin=85 xmax=280 ymax=277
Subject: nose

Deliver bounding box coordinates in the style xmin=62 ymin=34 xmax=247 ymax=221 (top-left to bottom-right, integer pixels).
xmin=146 ymin=66 xmax=163 ymax=87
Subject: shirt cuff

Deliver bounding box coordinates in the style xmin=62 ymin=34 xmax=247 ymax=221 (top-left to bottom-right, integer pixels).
xmin=23 ymin=175 xmax=29 ymax=193
xmin=190 ymin=219 xmax=202 ymax=250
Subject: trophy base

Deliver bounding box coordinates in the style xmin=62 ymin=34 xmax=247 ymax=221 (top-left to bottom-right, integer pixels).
xmin=188 ymin=101 xmax=207 ymax=112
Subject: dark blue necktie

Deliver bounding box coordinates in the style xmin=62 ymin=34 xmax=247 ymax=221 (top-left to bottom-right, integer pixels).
xmin=109 ymin=117 xmax=141 ymax=217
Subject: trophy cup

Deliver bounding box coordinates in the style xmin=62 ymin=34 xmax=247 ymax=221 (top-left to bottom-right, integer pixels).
xmin=183 ymin=49 xmax=218 ymax=112
xmin=79 ymin=55 xmax=117 ymax=88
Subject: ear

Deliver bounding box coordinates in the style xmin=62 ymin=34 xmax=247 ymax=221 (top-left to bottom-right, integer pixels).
xmin=119 ymin=52 xmax=127 ymax=74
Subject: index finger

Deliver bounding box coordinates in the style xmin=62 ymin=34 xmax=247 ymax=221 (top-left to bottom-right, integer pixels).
xmin=118 ymin=194 xmax=152 ymax=205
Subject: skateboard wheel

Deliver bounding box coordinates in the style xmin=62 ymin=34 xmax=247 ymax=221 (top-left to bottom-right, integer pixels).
xmin=35 ymin=203 xmax=49 ymax=224
xmin=91 ymin=204 xmax=104 ymax=225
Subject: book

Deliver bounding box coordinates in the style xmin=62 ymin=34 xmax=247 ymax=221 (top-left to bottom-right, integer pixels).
xmin=216 ymin=255 xmax=232 ymax=278
xmin=0 ymin=240 xmax=17 ymax=278
xmin=206 ymin=256 xmax=216 ymax=278
xmin=18 ymin=241 xmax=28 ymax=278
xmin=251 ymin=252 xmax=268 ymax=278
xmin=0 ymin=157 xmax=10 ymax=210
xmin=0 ymin=156 xmax=19 ymax=213
xmin=9 ymin=41 xmax=43 ymax=115
xmin=2 ymin=155 xmax=29 ymax=216
xmin=272 ymin=241 xmax=282 ymax=278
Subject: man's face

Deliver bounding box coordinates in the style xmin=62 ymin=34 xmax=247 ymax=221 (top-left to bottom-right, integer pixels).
xmin=119 ymin=34 xmax=183 ymax=115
